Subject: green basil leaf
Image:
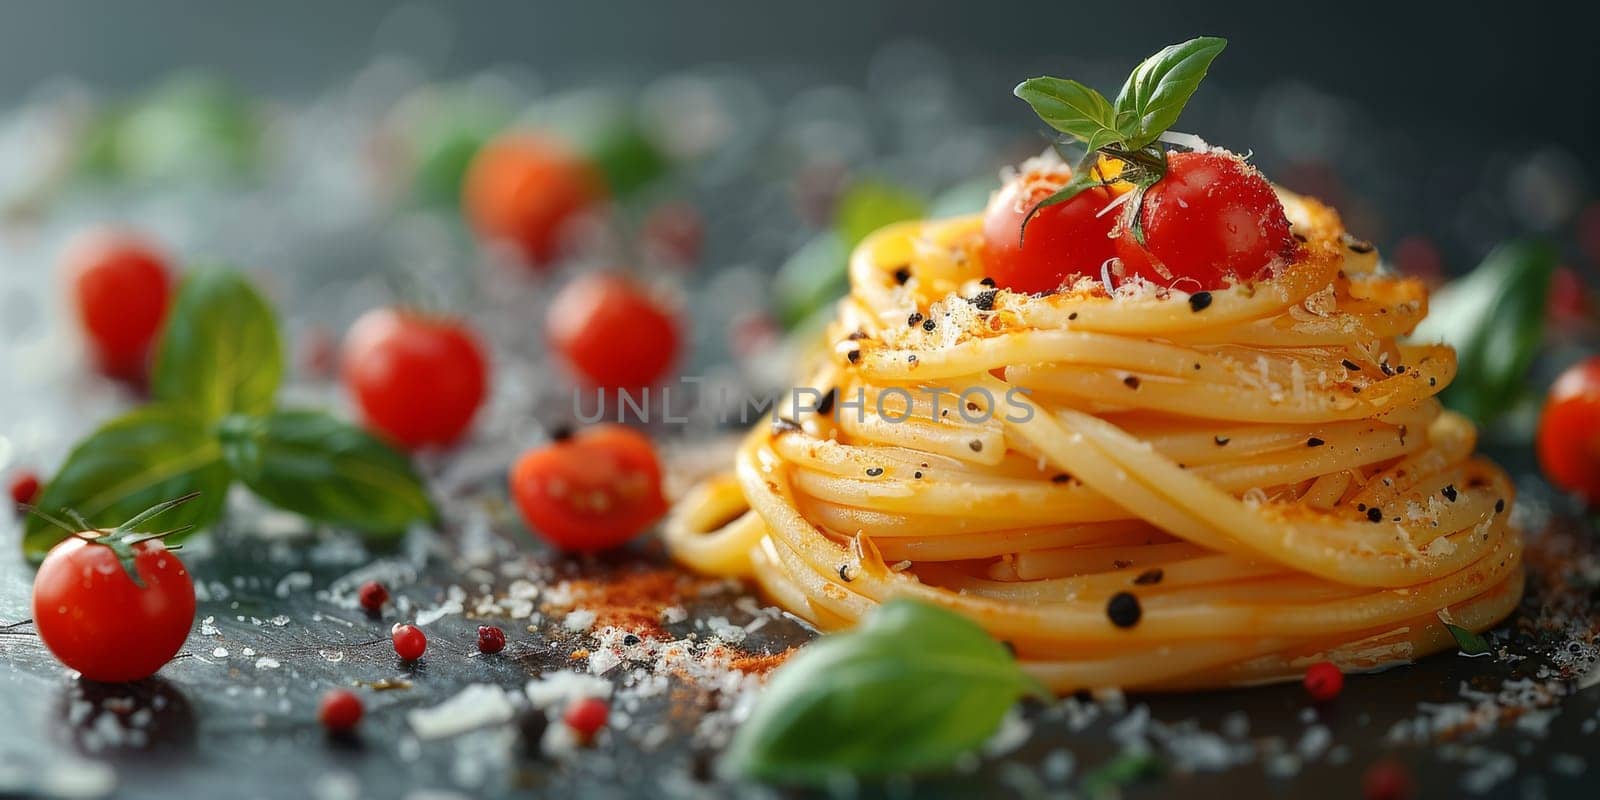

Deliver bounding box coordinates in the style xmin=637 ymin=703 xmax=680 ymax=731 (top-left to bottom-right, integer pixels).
xmin=219 ymin=410 xmax=434 ymax=536
xmin=835 ymin=180 xmax=926 ymax=249
xmin=22 ymin=406 xmax=230 ymax=561
xmin=1113 ymin=37 xmax=1227 ymax=149
xmin=721 ymin=598 xmax=1045 ymax=784
xmin=774 ymin=232 xmax=850 ymax=330
xmin=1412 ymin=241 xmax=1556 ymax=424
xmin=1082 ymin=751 xmax=1163 ymax=796
xmin=1444 ymin=622 xmax=1493 ymax=656
xmin=1014 ymin=77 xmax=1122 ymax=151
xmin=152 ymin=269 xmax=283 ymax=423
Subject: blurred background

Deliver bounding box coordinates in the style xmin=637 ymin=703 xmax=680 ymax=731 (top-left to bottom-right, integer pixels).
xmin=0 ymin=0 xmax=1595 ymax=469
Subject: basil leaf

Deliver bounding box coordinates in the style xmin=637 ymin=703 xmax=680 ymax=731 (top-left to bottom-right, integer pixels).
xmin=774 ymin=232 xmax=850 ymax=329
xmin=22 ymin=406 xmax=230 ymax=561
xmin=218 ymin=410 xmax=434 ymax=536
xmin=152 ymin=269 xmax=283 ymax=424
xmin=1082 ymin=752 xmax=1163 ymax=796
xmin=721 ymin=598 xmax=1044 ymax=784
xmin=1014 ymin=77 xmax=1122 ymax=151
xmin=1444 ymin=622 xmax=1493 ymax=656
xmin=836 ymin=180 xmax=926 ymax=249
xmin=1113 ymin=37 xmax=1227 ymax=149
xmin=1413 ymin=241 xmax=1556 ymax=424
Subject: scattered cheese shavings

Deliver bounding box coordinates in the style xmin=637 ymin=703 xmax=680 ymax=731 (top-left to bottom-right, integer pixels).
xmin=407 ymin=684 xmax=515 ymax=740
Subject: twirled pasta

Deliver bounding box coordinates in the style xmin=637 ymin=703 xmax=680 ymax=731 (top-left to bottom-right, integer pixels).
xmin=666 ymin=191 xmax=1521 ymax=692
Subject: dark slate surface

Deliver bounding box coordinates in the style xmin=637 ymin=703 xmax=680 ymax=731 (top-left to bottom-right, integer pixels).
xmin=1 ymin=457 xmax=1598 ymax=800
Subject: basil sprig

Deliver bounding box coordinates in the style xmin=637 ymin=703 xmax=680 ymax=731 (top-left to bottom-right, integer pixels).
xmin=1412 ymin=241 xmax=1556 ymax=425
xmin=23 ymin=269 xmax=435 ymax=561
xmin=721 ymin=598 xmax=1045 ymax=784
xmin=1013 ymin=37 xmax=1227 ymax=233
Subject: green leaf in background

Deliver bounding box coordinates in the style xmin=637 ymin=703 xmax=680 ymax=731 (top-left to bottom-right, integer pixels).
xmin=1412 ymin=241 xmax=1557 ymax=425
xmin=1013 ymin=76 xmax=1122 ymax=152
xmin=399 ymin=86 xmax=514 ymax=206
xmin=531 ymin=90 xmax=669 ymax=197
xmin=1082 ymin=751 xmax=1164 ymax=797
xmin=79 ymin=73 xmax=261 ymax=184
xmin=218 ymin=410 xmax=435 ymax=536
xmin=1113 ymin=37 xmax=1227 ymax=148
xmin=152 ymin=269 xmax=283 ymax=424
xmin=588 ymin=124 xmax=669 ymax=197
xmin=721 ymin=598 xmax=1045 ymax=785
xmin=835 ymin=179 xmax=926 ymax=249
xmin=773 ymin=181 xmax=925 ymax=329
xmin=773 ymin=231 xmax=850 ymax=330
xmin=22 ymin=406 xmax=231 ymax=561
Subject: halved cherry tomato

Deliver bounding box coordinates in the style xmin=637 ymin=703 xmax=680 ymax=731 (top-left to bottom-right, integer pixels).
xmin=1114 ymin=151 xmax=1297 ymax=289
xmin=64 ymin=230 xmax=172 ymax=380
xmin=547 ymin=273 xmax=680 ymax=390
xmin=32 ymin=533 xmax=196 ymax=683
xmin=342 ymin=308 xmax=489 ymax=450
xmin=509 ymin=425 xmax=667 ymax=552
xmin=463 ymin=132 xmax=606 ymax=267
xmin=1537 ymin=356 xmax=1600 ymax=502
xmin=981 ymin=164 xmax=1121 ymax=294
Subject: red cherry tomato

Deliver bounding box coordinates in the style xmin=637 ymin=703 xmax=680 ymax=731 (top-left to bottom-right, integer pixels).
xmin=342 ymin=309 xmax=489 ymax=450
xmin=9 ymin=471 xmax=40 ymax=509
xmin=981 ymin=165 xmax=1121 ymax=294
xmin=562 ymin=696 xmax=609 ymax=742
xmin=510 ymin=425 xmax=667 ymax=552
xmin=391 ymin=623 xmax=427 ymax=661
xmin=63 ymin=230 xmax=172 ymax=380
xmin=547 ymin=274 xmax=680 ymax=390
xmin=318 ymin=689 xmax=363 ymax=733
xmin=1115 ymin=151 xmax=1298 ymax=290
xmin=31 ymin=534 xmax=195 ymax=682
xmin=463 ymin=132 xmax=606 ymax=267
xmin=1537 ymin=357 xmax=1600 ymax=502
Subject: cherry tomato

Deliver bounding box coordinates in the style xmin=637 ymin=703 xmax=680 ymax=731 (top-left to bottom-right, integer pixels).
xmin=63 ymin=230 xmax=172 ymax=380
xmin=1114 ymin=151 xmax=1298 ymax=289
xmin=562 ymin=696 xmax=609 ymax=743
xmin=1537 ymin=356 xmax=1600 ymax=502
xmin=9 ymin=470 xmax=40 ymax=509
xmin=463 ymin=132 xmax=606 ymax=267
xmin=981 ymin=164 xmax=1121 ymax=294
xmin=32 ymin=533 xmax=196 ymax=682
xmin=510 ymin=425 xmax=667 ymax=552
xmin=547 ymin=274 xmax=680 ymax=390
xmin=318 ymin=689 xmax=363 ymax=733
xmin=342 ymin=308 xmax=489 ymax=450
xmin=391 ymin=623 xmax=427 ymax=661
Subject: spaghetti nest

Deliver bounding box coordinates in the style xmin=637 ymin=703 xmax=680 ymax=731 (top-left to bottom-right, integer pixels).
xmin=666 ymin=191 xmax=1522 ymax=692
